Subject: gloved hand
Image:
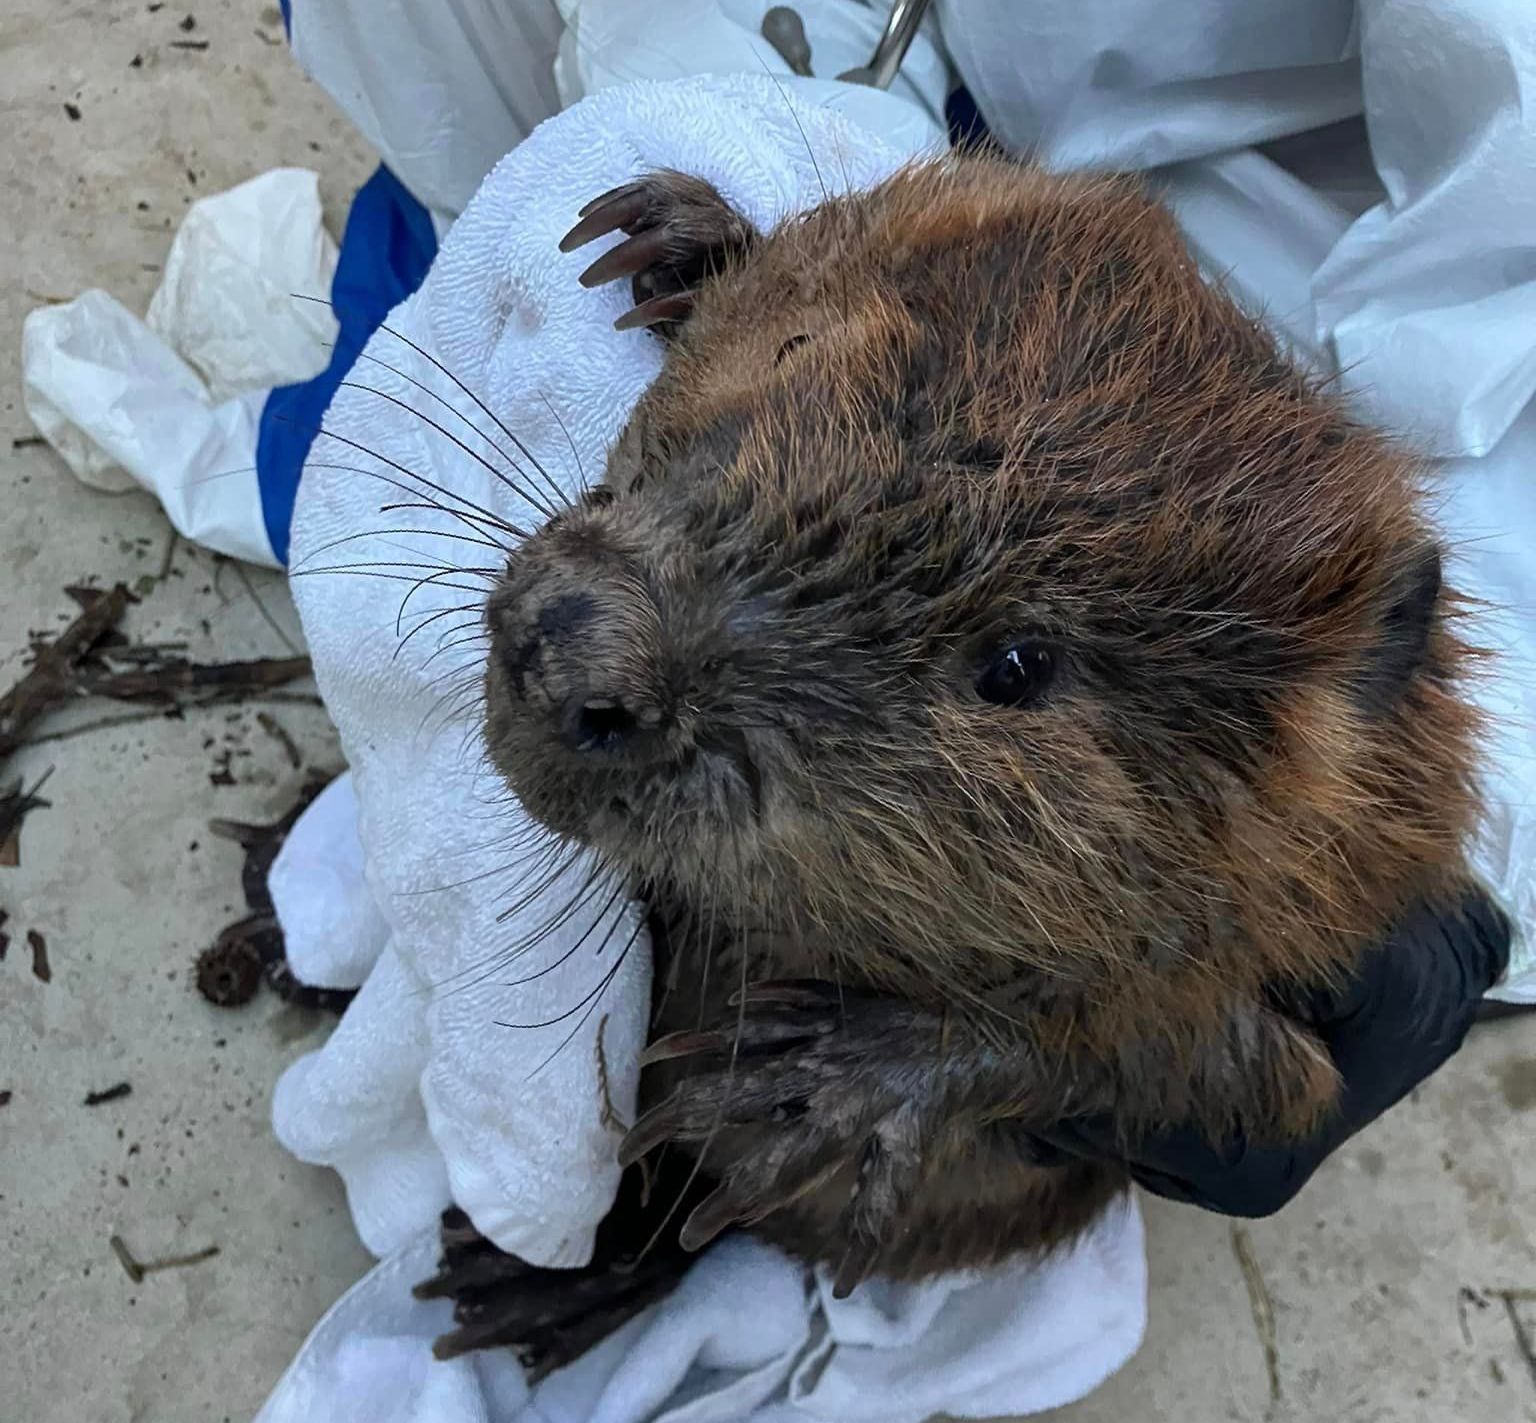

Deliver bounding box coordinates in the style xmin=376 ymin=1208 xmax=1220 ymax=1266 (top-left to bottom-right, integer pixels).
xmin=1037 ymin=888 xmax=1512 ymax=1218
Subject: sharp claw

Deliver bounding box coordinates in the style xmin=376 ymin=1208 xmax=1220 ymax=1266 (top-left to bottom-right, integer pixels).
xmin=729 ymin=980 xmax=843 ymax=1010
xmin=614 ymin=291 xmax=696 ymax=331
xmin=831 ymin=1236 xmax=880 ymax=1299
xmin=576 ymin=179 xmax=645 ymax=220
xmin=618 ymin=1102 xmax=681 ymax=1167
xmin=560 ymin=185 xmax=650 ymax=252
xmin=578 ymin=227 xmax=671 ymax=288
xmin=678 ymin=1185 xmax=743 ymax=1252
xmin=639 ymin=1029 xmax=726 ymax=1066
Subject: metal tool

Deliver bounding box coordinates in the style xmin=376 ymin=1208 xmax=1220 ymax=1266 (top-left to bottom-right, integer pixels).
xmin=839 ymin=0 xmax=935 ymax=90
xmin=760 ymin=0 xmax=935 ymax=91
xmin=761 ymin=6 xmax=815 ymax=77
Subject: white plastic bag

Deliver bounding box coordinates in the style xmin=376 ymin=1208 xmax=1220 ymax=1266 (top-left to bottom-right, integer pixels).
xmin=145 ymin=167 xmax=340 ymax=401
xmin=20 ymin=168 xmax=340 ymax=568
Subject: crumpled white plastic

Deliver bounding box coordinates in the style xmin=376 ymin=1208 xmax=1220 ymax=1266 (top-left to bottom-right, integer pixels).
xmin=936 ymin=0 xmax=1536 ymax=463
xmin=287 ymin=0 xmax=566 ymax=226
xmin=144 ymin=166 xmax=341 ymax=402
xmin=1310 ymin=0 xmax=1536 ymax=459
xmin=20 ymin=167 xmax=339 ymax=566
xmin=934 ymin=0 xmax=1363 ymax=173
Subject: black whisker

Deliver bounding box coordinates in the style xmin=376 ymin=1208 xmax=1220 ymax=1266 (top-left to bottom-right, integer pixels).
xmin=538 ymin=392 xmax=588 ymax=494
xmin=416 ymin=629 xmax=491 ymax=673
xmin=524 ymin=931 xmax=645 ymax=1080
xmin=299 ymin=526 xmax=510 ymax=564
xmin=273 ymin=415 xmax=526 ymax=539
xmin=289 ymin=294 xmax=574 ymax=512
xmin=293 ymin=462 xmax=527 ymax=548
xmin=337 ymin=381 xmax=561 ymax=521
xmin=517 ymin=919 xmax=646 ymax=1073
xmin=395 ymin=567 xmax=496 ymax=636
xmin=499 ymin=880 xmax=629 ymax=987
xmin=395 ymin=602 xmax=487 ymax=662
xmin=287 ymin=568 xmax=490 ymax=593
xmin=376 ymin=500 xmax=525 ymax=541
xmin=341 ymin=342 xmax=570 ymax=510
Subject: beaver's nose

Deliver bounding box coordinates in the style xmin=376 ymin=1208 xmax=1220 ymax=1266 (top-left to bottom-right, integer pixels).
xmin=503 ymin=589 xmax=667 ymax=754
xmin=562 ymin=694 xmax=657 ymax=752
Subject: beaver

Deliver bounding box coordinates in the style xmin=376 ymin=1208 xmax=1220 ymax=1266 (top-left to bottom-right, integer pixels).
xmin=416 ymin=154 xmax=1483 ymax=1372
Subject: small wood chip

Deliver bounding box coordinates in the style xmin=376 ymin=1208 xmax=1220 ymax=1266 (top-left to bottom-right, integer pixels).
xmin=109 ymin=1234 xmax=219 ymax=1284
xmin=109 ymin=1235 xmax=145 ymax=1282
xmin=0 ymin=768 xmax=55 ymax=867
xmin=255 ymin=711 xmax=303 ymax=768
xmin=27 ymin=929 xmax=50 ymax=983
xmin=84 ymin=1082 xmax=132 ymax=1107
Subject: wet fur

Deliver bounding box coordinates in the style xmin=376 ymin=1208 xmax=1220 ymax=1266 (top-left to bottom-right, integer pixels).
xmin=448 ymin=155 xmax=1482 ymax=1360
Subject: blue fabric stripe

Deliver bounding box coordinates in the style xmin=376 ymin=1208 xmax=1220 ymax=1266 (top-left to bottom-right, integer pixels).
xmin=255 ymin=164 xmax=438 ymax=565
xmin=279 ymin=0 xmax=291 ymax=38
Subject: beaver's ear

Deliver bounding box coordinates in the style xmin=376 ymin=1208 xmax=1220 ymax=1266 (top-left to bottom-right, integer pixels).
xmin=1355 ymin=543 xmax=1442 ymax=714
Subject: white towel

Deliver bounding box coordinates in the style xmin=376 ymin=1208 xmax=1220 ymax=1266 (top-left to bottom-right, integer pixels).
xmin=254 ymin=1206 xmax=1147 ymax=1423
xmin=264 ymin=72 xmax=1149 ymax=1421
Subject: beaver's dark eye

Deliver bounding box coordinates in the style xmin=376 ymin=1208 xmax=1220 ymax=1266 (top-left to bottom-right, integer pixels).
xmin=977 ymin=644 xmax=1056 ymax=708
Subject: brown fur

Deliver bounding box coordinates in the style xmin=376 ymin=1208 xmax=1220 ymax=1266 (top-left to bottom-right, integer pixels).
xmin=456 ymin=155 xmax=1482 ymax=1359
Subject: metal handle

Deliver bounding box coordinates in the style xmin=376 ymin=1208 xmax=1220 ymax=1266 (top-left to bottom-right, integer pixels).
xmin=767 ymin=0 xmax=936 ymax=93
xmin=860 ymin=0 xmax=934 ymax=90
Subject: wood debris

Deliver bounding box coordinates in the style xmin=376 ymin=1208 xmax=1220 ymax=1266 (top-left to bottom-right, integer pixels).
xmin=0 ymin=583 xmax=132 ymax=765
xmin=0 ymin=586 xmax=314 ymax=836
xmin=109 ymin=1234 xmax=220 ymax=1284
xmin=198 ymin=773 xmax=356 ymax=1014
xmin=0 ymin=768 xmax=53 ymax=867
xmin=28 ymin=929 xmax=51 ymax=983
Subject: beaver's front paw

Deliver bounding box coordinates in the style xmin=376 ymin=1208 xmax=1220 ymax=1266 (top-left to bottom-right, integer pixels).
xmin=559 ymin=169 xmax=756 ymax=336
xmin=622 ymin=982 xmax=944 ymax=1296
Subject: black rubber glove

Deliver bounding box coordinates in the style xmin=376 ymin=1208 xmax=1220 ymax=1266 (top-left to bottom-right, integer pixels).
xmin=1036 ymin=888 xmax=1512 ymax=1218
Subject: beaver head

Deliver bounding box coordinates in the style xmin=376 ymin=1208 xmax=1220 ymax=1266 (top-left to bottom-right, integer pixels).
xmin=484 ymin=157 xmax=1481 ymax=1009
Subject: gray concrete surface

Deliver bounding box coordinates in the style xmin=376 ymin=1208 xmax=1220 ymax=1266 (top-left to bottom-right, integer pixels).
xmin=2 ymin=5 xmax=1534 ymax=1422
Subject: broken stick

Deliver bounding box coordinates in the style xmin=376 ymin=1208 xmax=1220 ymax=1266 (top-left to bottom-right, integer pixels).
xmin=73 ymin=655 xmax=311 ymax=703
xmin=0 ymin=583 xmax=131 ymax=764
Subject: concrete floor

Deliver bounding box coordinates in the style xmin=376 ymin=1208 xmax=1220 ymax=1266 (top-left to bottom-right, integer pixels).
xmin=2 ymin=5 xmax=1534 ymax=1422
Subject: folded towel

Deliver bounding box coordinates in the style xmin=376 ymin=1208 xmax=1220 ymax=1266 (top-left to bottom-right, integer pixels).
xmin=254 ymin=1206 xmax=1147 ymax=1423
xmin=266 ymin=70 xmax=1148 ymax=1420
